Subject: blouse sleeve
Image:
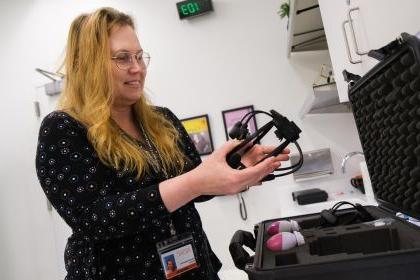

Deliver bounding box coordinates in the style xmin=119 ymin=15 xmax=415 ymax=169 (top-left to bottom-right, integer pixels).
xmin=35 ymin=112 xmax=171 ymax=243
xmin=160 ymin=107 xmax=216 ymax=203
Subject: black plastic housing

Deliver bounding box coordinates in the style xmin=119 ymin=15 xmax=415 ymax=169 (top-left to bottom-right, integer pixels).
xmin=231 ymin=33 xmax=420 ymax=280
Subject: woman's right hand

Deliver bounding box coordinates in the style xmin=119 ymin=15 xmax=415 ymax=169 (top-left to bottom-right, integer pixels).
xmin=160 ymin=140 xmax=286 ymax=212
xmin=190 ymin=140 xmax=284 ymax=196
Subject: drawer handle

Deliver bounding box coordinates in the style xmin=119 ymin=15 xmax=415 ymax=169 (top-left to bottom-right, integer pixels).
xmin=348 ymin=7 xmax=369 ymax=55
xmin=342 ymin=19 xmax=362 ymax=64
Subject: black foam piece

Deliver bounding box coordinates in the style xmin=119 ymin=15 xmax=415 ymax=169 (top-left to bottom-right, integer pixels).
xmin=309 ymin=226 xmax=400 ymax=256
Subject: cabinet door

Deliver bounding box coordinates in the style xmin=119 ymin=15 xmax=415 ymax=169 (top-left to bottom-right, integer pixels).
xmin=320 ymin=0 xmax=420 ymax=102
xmin=349 ymin=0 xmax=420 ymax=71
xmin=319 ymin=0 xmax=364 ymax=103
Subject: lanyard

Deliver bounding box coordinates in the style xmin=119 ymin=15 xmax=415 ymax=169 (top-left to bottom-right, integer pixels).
xmin=138 ymin=121 xmax=170 ymax=179
xmin=138 ymin=121 xmax=177 ymax=235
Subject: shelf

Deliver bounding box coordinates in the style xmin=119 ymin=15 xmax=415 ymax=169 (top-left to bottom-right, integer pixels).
xmin=299 ymin=82 xmax=352 ymax=118
xmin=286 ymin=0 xmax=328 ymax=57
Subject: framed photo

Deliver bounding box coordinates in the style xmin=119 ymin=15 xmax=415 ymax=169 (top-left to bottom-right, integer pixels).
xmin=181 ymin=114 xmax=214 ymax=156
xmin=222 ymin=105 xmax=258 ymax=140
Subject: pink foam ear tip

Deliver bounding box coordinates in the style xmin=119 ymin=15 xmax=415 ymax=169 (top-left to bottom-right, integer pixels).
xmin=267 ymin=220 xmax=295 ymax=235
xmin=267 ymin=222 xmax=280 ymax=235
xmin=266 ymin=232 xmax=297 ymax=251
xmin=266 ymin=233 xmax=283 ymax=251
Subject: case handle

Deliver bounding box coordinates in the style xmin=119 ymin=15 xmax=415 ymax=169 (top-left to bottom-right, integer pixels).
xmin=229 ymin=230 xmax=256 ymax=270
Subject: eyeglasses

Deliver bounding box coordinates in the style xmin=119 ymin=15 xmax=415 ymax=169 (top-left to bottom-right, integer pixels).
xmin=111 ymin=51 xmax=151 ymax=70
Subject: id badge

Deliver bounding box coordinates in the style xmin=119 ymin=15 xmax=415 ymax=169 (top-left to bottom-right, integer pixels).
xmin=156 ymin=233 xmax=199 ymax=279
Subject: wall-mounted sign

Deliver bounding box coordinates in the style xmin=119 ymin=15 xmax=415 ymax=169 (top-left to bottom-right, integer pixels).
xmin=176 ymin=0 xmax=213 ymax=20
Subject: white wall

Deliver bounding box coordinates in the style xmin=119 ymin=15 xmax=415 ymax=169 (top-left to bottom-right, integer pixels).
xmin=0 ymin=0 xmax=364 ymax=279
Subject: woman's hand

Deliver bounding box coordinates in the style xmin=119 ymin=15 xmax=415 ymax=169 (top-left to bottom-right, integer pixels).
xmin=189 ymin=140 xmax=285 ymax=196
xmin=241 ymin=144 xmax=290 ymax=168
xmin=160 ymin=140 xmax=288 ymax=212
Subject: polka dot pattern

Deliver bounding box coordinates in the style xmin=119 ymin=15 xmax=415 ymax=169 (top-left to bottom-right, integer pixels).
xmin=36 ymin=109 xmax=221 ymax=279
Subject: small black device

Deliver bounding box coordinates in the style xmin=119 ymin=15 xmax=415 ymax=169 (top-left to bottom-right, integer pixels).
xmin=292 ymin=188 xmax=328 ymax=205
xmin=226 ymin=109 xmax=303 ymax=181
xmin=176 ymin=0 xmax=213 ymax=20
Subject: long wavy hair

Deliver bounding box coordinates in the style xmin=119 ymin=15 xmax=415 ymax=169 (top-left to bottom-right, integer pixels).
xmin=58 ymin=7 xmax=186 ymax=179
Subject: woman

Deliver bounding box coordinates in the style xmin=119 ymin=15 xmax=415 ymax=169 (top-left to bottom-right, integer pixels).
xmin=36 ymin=7 xmax=288 ymax=280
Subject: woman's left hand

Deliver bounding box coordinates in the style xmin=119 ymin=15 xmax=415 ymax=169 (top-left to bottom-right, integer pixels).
xmin=241 ymin=144 xmax=290 ymax=170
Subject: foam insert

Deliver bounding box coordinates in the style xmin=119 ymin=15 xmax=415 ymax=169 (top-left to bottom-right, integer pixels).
xmin=259 ymin=207 xmax=420 ymax=269
xmin=349 ymin=45 xmax=420 ymax=216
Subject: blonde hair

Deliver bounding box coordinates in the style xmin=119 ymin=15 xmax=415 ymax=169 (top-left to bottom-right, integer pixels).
xmin=58 ymin=7 xmax=186 ymax=179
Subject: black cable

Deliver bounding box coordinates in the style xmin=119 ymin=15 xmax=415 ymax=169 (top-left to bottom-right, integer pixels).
xmin=332 ymin=201 xmax=356 ymax=211
xmin=227 ymin=109 xmax=303 ymax=221
xmin=317 ymin=201 xmax=364 ymax=227
xmin=240 ymin=110 xmax=272 ymax=124
xmin=241 ymin=121 xmax=274 ymax=155
xmin=270 ymin=141 xmax=304 ymax=177
xmin=275 ymin=141 xmax=303 ymax=171
xmin=238 ymin=111 xmax=304 ymax=174
xmin=226 ymin=109 xmax=303 ymax=180
xmin=228 ymin=121 xmax=274 ymax=160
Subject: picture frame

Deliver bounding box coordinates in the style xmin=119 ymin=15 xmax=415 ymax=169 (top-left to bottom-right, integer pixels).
xmin=181 ymin=114 xmax=214 ymax=156
xmin=222 ymin=105 xmax=258 ymax=141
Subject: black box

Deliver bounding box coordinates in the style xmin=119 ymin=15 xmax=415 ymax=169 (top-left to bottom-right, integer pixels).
xmin=292 ymin=188 xmax=328 ymax=205
xmin=229 ymin=33 xmax=420 ymax=279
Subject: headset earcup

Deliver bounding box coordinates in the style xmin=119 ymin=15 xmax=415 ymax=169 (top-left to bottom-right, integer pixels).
xmin=229 ymin=122 xmax=243 ymax=139
xmin=227 ymin=153 xmax=242 ymax=169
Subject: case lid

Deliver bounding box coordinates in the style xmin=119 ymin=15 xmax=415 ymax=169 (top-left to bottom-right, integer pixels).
xmin=348 ymin=33 xmax=420 ymax=219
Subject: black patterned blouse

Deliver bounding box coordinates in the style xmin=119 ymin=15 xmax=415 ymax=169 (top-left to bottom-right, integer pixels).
xmin=35 ymin=107 xmax=222 ymax=280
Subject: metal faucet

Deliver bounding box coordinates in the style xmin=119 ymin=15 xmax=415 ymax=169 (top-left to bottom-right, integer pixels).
xmin=341 ymin=151 xmax=364 ymax=173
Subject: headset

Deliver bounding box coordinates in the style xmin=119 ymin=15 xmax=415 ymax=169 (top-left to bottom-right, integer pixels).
xmin=226 ymin=109 xmax=304 ymax=181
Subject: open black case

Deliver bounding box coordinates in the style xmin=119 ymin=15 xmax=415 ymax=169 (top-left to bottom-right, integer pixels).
xmin=229 ymin=33 xmax=420 ymax=279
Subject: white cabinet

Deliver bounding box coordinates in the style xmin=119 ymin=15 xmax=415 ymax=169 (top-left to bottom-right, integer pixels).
xmin=319 ymin=0 xmax=420 ymax=102
xmin=287 ymin=0 xmax=352 ymax=117
xmin=350 ymin=0 xmax=420 ymax=70
xmin=318 ymin=0 xmax=365 ymax=103
xmin=287 ymin=0 xmax=328 ymax=56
